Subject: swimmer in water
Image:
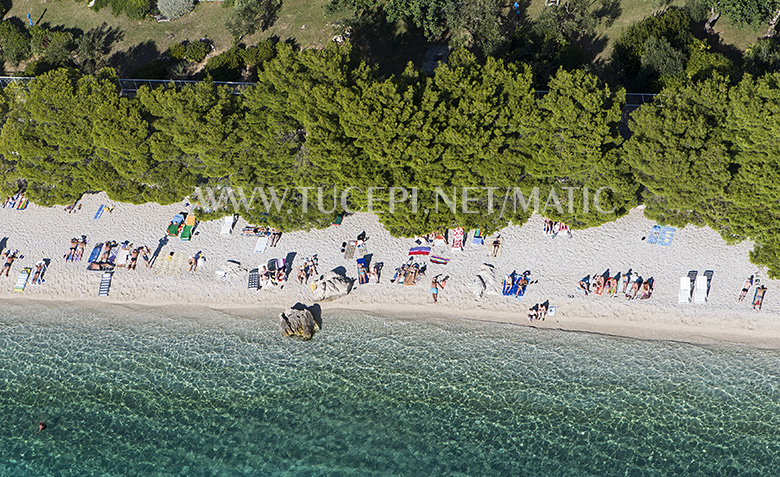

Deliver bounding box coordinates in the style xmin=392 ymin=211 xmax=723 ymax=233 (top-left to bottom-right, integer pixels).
xmin=36 ymin=422 xmax=46 ymax=434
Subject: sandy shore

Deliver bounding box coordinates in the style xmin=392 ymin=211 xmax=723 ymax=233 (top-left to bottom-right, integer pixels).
xmin=2 ymin=192 xmax=779 ymax=348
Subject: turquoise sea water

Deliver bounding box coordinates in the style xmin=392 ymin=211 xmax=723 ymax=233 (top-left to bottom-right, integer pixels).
xmin=0 ymin=302 xmax=779 ymax=476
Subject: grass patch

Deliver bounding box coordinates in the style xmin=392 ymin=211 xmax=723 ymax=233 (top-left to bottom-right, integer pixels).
xmin=3 ymin=0 xmax=338 ymax=75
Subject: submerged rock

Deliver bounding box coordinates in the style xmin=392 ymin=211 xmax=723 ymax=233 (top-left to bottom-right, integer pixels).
xmin=311 ymin=270 xmax=353 ymax=302
xmin=279 ymin=308 xmax=320 ymax=341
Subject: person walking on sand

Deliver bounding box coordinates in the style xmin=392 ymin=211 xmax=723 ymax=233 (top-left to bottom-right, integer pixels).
xmin=431 ymin=275 xmax=448 ymax=303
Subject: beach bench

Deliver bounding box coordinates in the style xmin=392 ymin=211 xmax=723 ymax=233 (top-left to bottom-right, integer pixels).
xmin=98 ymin=271 xmax=113 ymax=297
xmin=221 ymin=216 xmax=236 ymax=234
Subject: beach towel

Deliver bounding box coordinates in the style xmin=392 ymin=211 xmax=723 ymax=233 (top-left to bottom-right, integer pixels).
xmin=94 ymin=204 xmax=105 ymax=220
xmin=502 ymin=275 xmax=519 ymax=296
xmin=253 ymin=235 xmax=268 ymax=254
xmin=472 ymin=229 xmax=485 ymax=245
xmin=107 ymin=245 xmax=119 ymax=264
xmin=181 ymin=214 xmax=196 ymax=241
xmin=17 ymin=198 xmax=28 ymax=210
xmin=152 ymin=252 xmax=186 ymax=277
xmin=98 ymin=271 xmax=113 ymax=297
xmin=221 ymin=216 xmax=235 ymax=234
xmin=646 ymin=225 xmax=661 ymax=245
xmin=115 ymin=249 xmax=130 ymax=268
xmin=753 ymin=286 xmax=767 ymax=311
xmin=356 ymin=242 xmax=368 ymax=258
xmin=248 ymin=268 xmax=259 ymax=290
xmin=409 ymin=246 xmax=431 ymax=256
xmin=433 ymin=235 xmax=447 ymax=247
xmin=429 ymin=255 xmax=449 ymax=265
xmin=13 ymin=268 xmax=31 ymax=292
xmin=87 ymin=243 xmax=103 ymax=263
xmin=344 ymin=241 xmax=356 ymax=259
xmin=452 ymin=228 xmax=464 ymax=252
xmin=331 ymin=213 xmax=344 ymax=226
xmin=658 ymin=226 xmax=676 ymax=247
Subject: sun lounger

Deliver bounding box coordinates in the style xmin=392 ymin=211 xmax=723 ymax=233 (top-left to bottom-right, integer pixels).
xmin=94 ymin=204 xmax=105 ymax=220
xmin=753 ymin=286 xmax=767 ymax=311
xmin=452 ymin=227 xmax=464 ymax=252
xmin=98 ymin=271 xmax=113 ymax=297
xmin=87 ymin=243 xmax=103 ymax=263
xmin=181 ymin=214 xmax=196 ymax=241
xmin=409 ymin=246 xmax=431 ymax=256
xmin=248 ymin=268 xmax=259 ymax=290
xmin=253 ymin=235 xmax=268 ymax=254
xmin=221 ymin=215 xmax=236 ymax=234
xmin=658 ymin=226 xmax=676 ymax=246
xmin=646 ymin=225 xmax=661 ymax=245
xmin=678 ymin=276 xmax=691 ymax=303
xmin=694 ymin=276 xmax=708 ymax=303
xmin=13 ymin=268 xmax=31 ymax=292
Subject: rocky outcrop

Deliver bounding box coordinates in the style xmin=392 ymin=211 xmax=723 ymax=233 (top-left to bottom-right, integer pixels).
xmin=311 ymin=270 xmax=353 ymax=301
xmin=279 ymin=308 xmax=320 ymax=340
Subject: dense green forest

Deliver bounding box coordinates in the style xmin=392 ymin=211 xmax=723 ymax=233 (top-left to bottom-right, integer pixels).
xmin=2 ymin=5 xmax=780 ymax=276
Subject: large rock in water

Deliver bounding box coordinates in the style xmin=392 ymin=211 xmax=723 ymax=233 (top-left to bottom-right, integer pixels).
xmin=280 ymin=308 xmax=320 ymax=340
xmin=311 ymin=270 xmax=353 ymax=301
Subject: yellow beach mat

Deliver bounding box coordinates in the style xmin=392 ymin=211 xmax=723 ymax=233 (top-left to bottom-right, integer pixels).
xmin=185 ymin=214 xmax=196 ymax=226
xmin=14 ymin=268 xmax=32 ymax=292
xmin=152 ymin=252 xmax=187 ymax=277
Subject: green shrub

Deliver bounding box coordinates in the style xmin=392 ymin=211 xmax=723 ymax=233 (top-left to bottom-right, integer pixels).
xmin=168 ymin=42 xmax=187 ymax=60
xmin=612 ymin=7 xmax=694 ymax=77
xmin=92 ymin=0 xmax=151 ymax=20
xmin=204 ymin=46 xmax=244 ymax=81
xmin=0 ymin=21 xmax=32 ymax=66
xmin=242 ymin=40 xmax=275 ymax=66
xmin=23 ymin=59 xmax=58 ymax=76
xmin=185 ymin=41 xmax=210 ymax=62
xmin=30 ymin=26 xmax=74 ymax=64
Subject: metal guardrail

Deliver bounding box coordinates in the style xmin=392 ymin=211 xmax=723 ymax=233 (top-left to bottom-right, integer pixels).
xmin=0 ymin=76 xmax=658 ymax=106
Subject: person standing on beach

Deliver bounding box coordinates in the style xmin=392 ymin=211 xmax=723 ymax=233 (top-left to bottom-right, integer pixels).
xmin=431 ymin=275 xmax=448 ymax=303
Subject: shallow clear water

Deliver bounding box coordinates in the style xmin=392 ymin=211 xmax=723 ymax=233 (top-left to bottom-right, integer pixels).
xmin=0 ymin=302 xmax=779 ymax=476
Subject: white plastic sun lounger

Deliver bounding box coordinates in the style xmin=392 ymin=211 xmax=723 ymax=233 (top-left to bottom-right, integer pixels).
xmin=694 ymin=276 xmax=708 ymax=303
xmin=221 ymin=216 xmax=235 ymax=234
xmin=253 ymin=235 xmax=268 ymax=254
xmin=678 ymin=276 xmax=691 ymax=303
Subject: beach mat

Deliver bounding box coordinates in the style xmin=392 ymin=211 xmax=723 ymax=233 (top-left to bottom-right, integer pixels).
xmin=98 ymin=271 xmax=113 ymax=297
xmin=152 ymin=252 xmax=186 ymax=277
xmin=94 ymin=204 xmax=105 ymax=220
xmin=344 ymin=241 xmax=356 ymax=259
xmin=646 ymin=225 xmax=661 ymax=245
xmin=87 ymin=243 xmax=103 ymax=263
xmin=356 ymin=242 xmax=368 ymax=258
xmin=253 ymin=235 xmax=268 ymax=254
xmin=409 ymin=246 xmax=431 ymax=256
xmin=430 ymin=255 xmax=449 ymax=265
xmin=490 ymin=237 xmax=502 ymax=258
xmin=452 ymin=228 xmax=464 ymax=252
xmin=13 ymin=268 xmax=31 ymax=292
xmin=658 ymin=226 xmax=676 ymax=246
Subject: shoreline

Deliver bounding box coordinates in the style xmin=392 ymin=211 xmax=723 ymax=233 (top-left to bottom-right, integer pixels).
xmin=3 ymin=295 xmax=780 ymax=350
xmin=2 ymin=192 xmax=779 ymax=349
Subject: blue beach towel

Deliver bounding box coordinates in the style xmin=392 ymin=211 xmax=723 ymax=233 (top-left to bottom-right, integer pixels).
xmin=646 ymin=225 xmax=661 ymax=245
xmin=87 ymin=243 xmax=103 ymax=263
xmin=94 ymin=204 xmax=105 ymax=220
xmin=658 ymin=226 xmax=676 ymax=247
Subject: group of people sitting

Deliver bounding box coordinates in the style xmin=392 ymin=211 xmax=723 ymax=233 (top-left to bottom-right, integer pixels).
xmin=85 ymin=241 xmax=151 ymax=271
xmin=503 ymin=270 xmax=534 ymax=298
xmin=3 ymin=191 xmax=26 ymax=209
xmin=296 ymin=255 xmax=319 ymax=284
xmin=242 ymin=226 xmax=283 ymax=246
xmin=63 ymin=200 xmax=82 ymax=214
xmin=543 ymin=219 xmax=572 ymax=238
xmin=258 ymin=263 xmax=287 ymax=287
xmin=528 ymin=300 xmax=551 ymax=322
xmin=64 ymin=237 xmax=88 ymax=262
xmin=578 ymin=270 xmax=654 ymax=300
xmin=356 ymin=261 xmax=382 ymax=285
xmin=390 ymin=260 xmax=427 ymax=285
xmin=1 ymin=250 xmax=22 ymax=277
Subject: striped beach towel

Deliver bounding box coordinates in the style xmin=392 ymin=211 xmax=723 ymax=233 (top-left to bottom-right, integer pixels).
xmin=452 ymin=228 xmax=464 ymax=252
xmin=409 ymin=246 xmax=431 ymax=256
xmin=430 ymin=255 xmax=449 ymax=265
